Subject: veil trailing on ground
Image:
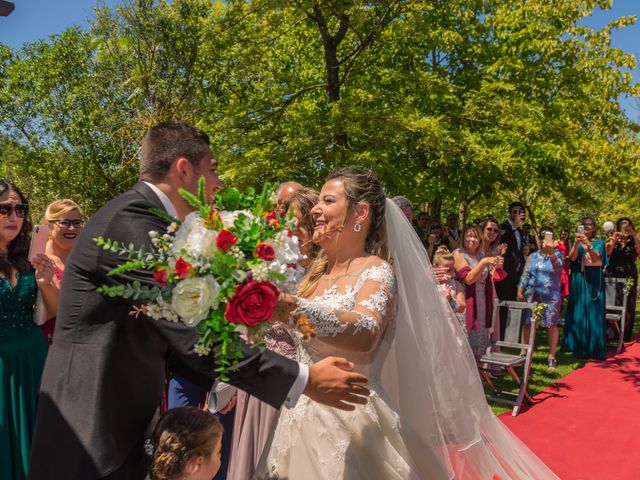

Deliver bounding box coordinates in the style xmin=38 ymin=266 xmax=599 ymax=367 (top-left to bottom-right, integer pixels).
xmin=377 ymin=199 xmax=558 ymax=479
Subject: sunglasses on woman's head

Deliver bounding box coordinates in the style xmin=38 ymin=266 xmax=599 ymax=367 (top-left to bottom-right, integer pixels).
xmin=0 ymin=203 xmax=28 ymax=218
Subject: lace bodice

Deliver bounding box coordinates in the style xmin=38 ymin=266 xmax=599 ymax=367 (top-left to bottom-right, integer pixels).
xmin=293 ymin=260 xmax=396 ymax=378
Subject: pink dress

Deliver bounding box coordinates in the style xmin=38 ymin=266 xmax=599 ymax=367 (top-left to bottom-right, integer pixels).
xmin=40 ymin=267 xmax=63 ymax=345
xmin=227 ymin=325 xmax=297 ymax=480
xmin=556 ymin=242 xmax=570 ymax=298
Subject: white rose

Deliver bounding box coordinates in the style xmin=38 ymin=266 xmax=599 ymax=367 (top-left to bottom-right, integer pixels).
xmin=272 ymin=230 xmax=302 ymax=265
xmin=219 ymin=210 xmax=254 ymax=228
xmin=170 ymin=212 xmax=218 ymax=259
xmin=171 ymin=276 xmax=220 ymax=327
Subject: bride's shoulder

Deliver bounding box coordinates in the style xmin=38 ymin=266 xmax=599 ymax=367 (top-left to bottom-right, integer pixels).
xmin=357 ymin=256 xmax=395 ymax=286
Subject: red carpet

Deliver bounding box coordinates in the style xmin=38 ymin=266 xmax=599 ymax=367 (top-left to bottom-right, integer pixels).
xmin=500 ymin=340 xmax=640 ymax=480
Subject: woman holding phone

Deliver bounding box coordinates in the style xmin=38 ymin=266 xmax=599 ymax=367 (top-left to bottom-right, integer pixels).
xmin=517 ymin=227 xmax=564 ymax=369
xmin=605 ymin=217 xmax=640 ymax=341
xmin=39 ymin=199 xmax=84 ymax=344
xmin=561 ymin=217 xmax=607 ymax=359
xmin=0 ymin=180 xmax=58 ymax=479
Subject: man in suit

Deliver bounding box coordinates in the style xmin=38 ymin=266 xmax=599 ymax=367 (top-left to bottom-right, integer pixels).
xmin=29 ymin=121 xmax=368 ymax=480
xmin=496 ymin=202 xmax=526 ymax=339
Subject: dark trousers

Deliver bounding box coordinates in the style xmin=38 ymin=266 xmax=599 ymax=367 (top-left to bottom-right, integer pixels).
xmin=101 ymin=442 xmax=147 ymax=480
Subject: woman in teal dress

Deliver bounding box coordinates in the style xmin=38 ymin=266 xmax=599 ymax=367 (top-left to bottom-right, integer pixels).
xmin=0 ymin=180 xmax=58 ymax=480
xmin=562 ymin=216 xmax=607 ymax=360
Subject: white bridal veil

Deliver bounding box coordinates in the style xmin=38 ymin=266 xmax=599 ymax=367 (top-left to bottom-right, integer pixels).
xmin=377 ymin=199 xmax=558 ymax=479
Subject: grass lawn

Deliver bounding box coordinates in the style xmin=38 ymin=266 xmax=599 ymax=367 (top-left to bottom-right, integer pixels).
xmin=487 ymin=312 xmax=640 ymax=416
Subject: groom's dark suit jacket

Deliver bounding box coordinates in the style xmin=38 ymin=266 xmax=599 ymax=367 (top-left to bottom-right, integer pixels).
xmin=28 ymin=183 xmax=299 ymax=480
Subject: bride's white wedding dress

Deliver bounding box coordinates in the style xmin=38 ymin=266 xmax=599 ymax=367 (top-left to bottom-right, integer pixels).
xmin=255 ymin=260 xmax=449 ymax=479
xmin=255 ymin=200 xmax=558 ymax=480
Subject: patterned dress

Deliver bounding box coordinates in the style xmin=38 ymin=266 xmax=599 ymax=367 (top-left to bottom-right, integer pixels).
xmin=518 ymin=250 xmax=564 ymax=327
xmin=254 ymin=261 xmax=448 ymax=480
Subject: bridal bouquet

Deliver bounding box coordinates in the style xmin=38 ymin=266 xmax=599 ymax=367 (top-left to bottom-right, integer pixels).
xmin=95 ymin=178 xmax=307 ymax=379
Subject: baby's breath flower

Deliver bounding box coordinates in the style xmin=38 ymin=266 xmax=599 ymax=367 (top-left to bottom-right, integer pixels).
xmin=251 ymin=262 xmax=270 ymax=282
xmin=194 ymin=343 xmax=211 ymax=356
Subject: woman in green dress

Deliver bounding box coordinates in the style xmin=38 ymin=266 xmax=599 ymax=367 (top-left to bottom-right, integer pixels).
xmin=562 ymin=216 xmax=607 ymax=360
xmin=0 ymin=180 xmax=58 ymax=480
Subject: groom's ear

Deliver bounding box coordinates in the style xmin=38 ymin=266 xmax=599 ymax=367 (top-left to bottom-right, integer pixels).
xmin=172 ymin=157 xmax=195 ymax=184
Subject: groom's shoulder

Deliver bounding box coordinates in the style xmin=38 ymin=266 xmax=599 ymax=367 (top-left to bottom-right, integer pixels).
xmin=92 ymin=184 xmax=158 ymax=222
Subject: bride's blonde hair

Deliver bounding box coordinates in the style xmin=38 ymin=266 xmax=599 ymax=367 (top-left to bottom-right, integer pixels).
xmin=297 ymin=167 xmax=388 ymax=298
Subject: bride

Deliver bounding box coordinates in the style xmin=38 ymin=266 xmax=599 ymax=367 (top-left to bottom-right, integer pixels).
xmin=255 ymin=168 xmax=557 ymax=479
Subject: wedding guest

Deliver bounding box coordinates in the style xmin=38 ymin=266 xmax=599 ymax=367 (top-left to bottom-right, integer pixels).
xmin=391 ymin=196 xmax=423 ymax=241
xmin=433 ymin=246 xmax=465 ymax=328
xmin=275 ymin=181 xmax=302 ymax=217
xmin=148 ymin=407 xmax=223 ymax=480
xmin=496 ymin=202 xmax=526 ymax=340
xmin=522 ymin=223 xmax=538 ymax=253
xmin=39 ymin=199 xmax=84 ymax=344
xmin=426 ymin=223 xmax=454 ymax=260
xmin=227 ymin=187 xmax=319 ymax=480
xmin=562 ymin=217 xmax=607 ymax=359
xmin=480 ymin=217 xmax=506 ymax=257
xmin=417 ymin=211 xmax=430 ymax=239
xmin=446 ymin=212 xmax=461 ymax=244
xmin=454 ymin=224 xmax=501 ymax=357
xmin=0 ymin=180 xmax=58 ymax=480
xmin=605 ymin=217 xmax=640 ymax=341
xmin=557 ymin=229 xmax=571 ymax=298
xmin=518 ymin=227 xmax=564 ymax=369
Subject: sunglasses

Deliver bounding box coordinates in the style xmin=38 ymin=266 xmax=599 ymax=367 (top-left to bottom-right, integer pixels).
xmin=0 ymin=203 xmax=28 ymax=218
xmin=485 ymin=227 xmax=499 ymax=233
xmin=54 ymin=219 xmax=84 ymax=229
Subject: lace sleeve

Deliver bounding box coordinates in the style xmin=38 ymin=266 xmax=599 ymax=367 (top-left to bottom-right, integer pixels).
xmin=294 ymin=262 xmax=396 ymax=353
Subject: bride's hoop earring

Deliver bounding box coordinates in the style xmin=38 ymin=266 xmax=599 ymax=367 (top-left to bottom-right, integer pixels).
xmin=354 ymin=223 xmax=362 ymax=233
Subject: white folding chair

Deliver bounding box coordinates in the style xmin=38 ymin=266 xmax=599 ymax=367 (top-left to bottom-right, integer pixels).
xmin=604 ymin=277 xmax=629 ymax=354
xmin=478 ymin=300 xmax=538 ymax=416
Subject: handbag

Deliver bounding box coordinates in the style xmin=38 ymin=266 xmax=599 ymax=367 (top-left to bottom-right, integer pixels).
xmin=33 ymin=291 xmax=48 ymax=326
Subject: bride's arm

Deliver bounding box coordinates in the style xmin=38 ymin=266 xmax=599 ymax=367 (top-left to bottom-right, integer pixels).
xmin=285 ymin=265 xmax=395 ymax=353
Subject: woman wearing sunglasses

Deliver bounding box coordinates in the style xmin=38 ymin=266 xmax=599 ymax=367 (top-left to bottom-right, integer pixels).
xmin=0 ymin=180 xmax=59 ymax=480
xmin=39 ymin=199 xmax=84 ymax=344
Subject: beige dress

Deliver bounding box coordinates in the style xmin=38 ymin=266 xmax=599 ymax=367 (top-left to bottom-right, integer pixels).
xmin=254 ymin=261 xmax=449 ymax=480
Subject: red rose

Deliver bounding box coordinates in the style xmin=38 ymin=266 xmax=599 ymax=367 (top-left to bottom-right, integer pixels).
xmin=152 ymin=268 xmax=168 ymax=287
xmin=224 ymin=280 xmax=279 ymax=327
xmin=174 ymin=257 xmax=192 ymax=278
xmin=255 ymin=242 xmax=276 ymax=261
xmin=216 ymin=230 xmax=237 ymax=252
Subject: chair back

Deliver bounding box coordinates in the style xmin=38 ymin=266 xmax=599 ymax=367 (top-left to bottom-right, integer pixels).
xmin=490 ymin=300 xmax=538 ymax=350
xmin=604 ymin=277 xmax=628 ymax=310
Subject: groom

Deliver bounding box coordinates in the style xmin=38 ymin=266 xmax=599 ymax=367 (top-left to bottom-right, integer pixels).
xmin=28 ymin=121 xmax=369 ymax=480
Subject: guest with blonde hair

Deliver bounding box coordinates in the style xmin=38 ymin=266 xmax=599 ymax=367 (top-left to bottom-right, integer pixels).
xmin=39 ymin=199 xmax=84 ymax=344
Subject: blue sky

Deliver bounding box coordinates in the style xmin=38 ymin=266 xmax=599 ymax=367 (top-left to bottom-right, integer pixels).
xmin=1 ymin=0 xmax=638 ymax=120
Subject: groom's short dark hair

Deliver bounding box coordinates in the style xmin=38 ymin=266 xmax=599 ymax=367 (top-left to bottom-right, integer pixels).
xmin=139 ymin=121 xmax=211 ymax=182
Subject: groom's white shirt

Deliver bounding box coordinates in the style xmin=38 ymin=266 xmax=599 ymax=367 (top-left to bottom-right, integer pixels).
xmin=143 ymin=181 xmax=308 ymax=408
